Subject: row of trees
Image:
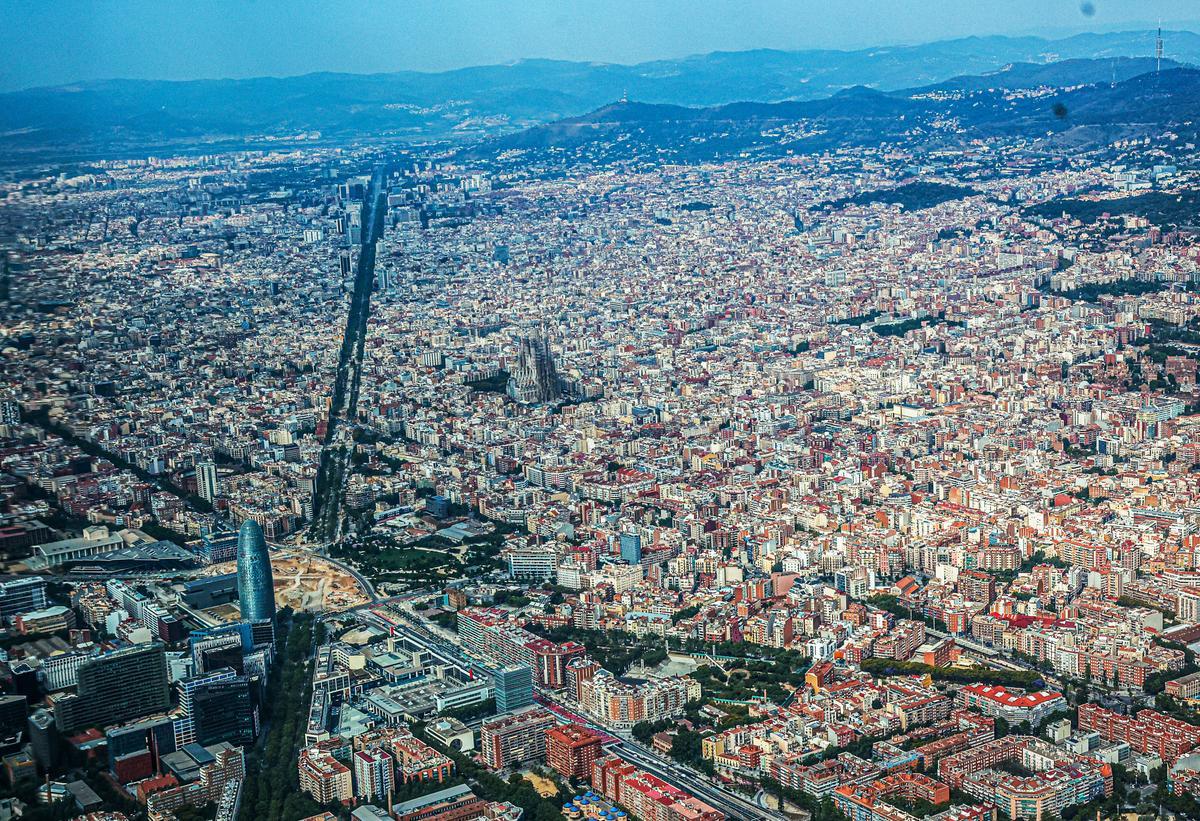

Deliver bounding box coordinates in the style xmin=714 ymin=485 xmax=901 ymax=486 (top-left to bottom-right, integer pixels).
xmin=239 ymin=613 xmax=333 ymax=821
xmin=859 ymin=657 xmax=1042 ymax=689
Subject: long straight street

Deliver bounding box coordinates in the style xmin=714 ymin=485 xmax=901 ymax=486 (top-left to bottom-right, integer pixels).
xmin=310 ymin=166 xmax=388 ymax=545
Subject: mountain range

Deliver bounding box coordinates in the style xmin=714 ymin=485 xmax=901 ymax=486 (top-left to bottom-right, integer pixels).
xmin=471 ymin=65 xmax=1200 ymax=163
xmin=0 ymin=29 xmax=1197 ymax=156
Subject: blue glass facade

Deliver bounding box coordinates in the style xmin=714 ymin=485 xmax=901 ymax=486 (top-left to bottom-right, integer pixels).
xmin=619 ymin=533 xmax=642 ymax=564
xmin=236 ymin=521 xmax=275 ymax=623
xmin=492 ymin=665 xmax=533 ymax=713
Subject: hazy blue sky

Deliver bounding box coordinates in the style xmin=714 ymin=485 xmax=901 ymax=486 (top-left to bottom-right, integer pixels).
xmin=0 ymin=0 xmax=1197 ymax=91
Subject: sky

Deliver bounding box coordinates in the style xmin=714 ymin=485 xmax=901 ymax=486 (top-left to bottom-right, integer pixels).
xmin=0 ymin=0 xmax=1197 ymax=92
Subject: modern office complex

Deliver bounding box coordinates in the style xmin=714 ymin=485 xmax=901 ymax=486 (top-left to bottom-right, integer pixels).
xmin=0 ymin=576 xmax=47 ymax=622
xmin=236 ymin=520 xmax=275 ymax=623
xmin=53 ymin=644 xmax=171 ymax=734
xmin=491 ymin=665 xmax=534 ymax=714
xmin=619 ymin=533 xmax=642 ymax=565
xmin=191 ymin=676 xmax=257 ymax=747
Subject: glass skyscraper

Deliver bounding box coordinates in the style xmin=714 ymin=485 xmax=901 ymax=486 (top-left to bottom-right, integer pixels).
xmin=236 ymin=521 xmax=275 ymax=623
xmin=620 ymin=532 xmax=642 ymax=564
xmin=491 ymin=665 xmax=534 ymax=713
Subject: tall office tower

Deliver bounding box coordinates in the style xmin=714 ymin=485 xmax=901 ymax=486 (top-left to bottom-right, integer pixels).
xmin=0 ymin=576 xmax=47 ymax=622
xmin=236 ymin=521 xmax=275 ymax=624
xmin=106 ymin=716 xmax=178 ymax=783
xmin=54 ymin=644 xmax=171 ymax=733
xmin=174 ymin=667 xmax=237 ymax=746
xmin=247 ymin=618 xmax=276 ymax=648
xmin=192 ymin=676 xmax=256 ymax=747
xmin=619 ymin=533 xmax=643 ymax=565
xmin=196 ymin=460 xmax=219 ymax=504
xmin=491 ymin=665 xmax=534 ymax=714
xmin=194 ymin=634 xmax=245 ymax=674
xmin=507 ymin=334 xmax=562 ymax=404
xmin=27 ymin=709 xmax=59 ymax=772
xmin=0 ymin=695 xmax=28 ymax=745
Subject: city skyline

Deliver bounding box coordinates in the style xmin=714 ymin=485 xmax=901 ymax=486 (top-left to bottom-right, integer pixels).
xmin=5 ymin=6 xmax=1200 ymax=821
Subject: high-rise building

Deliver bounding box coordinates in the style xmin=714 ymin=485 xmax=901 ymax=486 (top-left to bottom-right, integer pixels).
xmin=353 ymin=747 xmax=394 ymax=802
xmin=619 ymin=533 xmax=642 ymax=565
xmin=196 ymin=460 xmax=219 ymax=504
xmin=197 ymin=532 xmax=238 ymax=564
xmin=0 ymin=396 xmax=20 ymax=427
xmin=546 ymin=724 xmax=604 ymax=780
xmin=299 ymin=742 xmax=353 ymax=804
xmin=54 ymin=644 xmax=171 ymax=733
xmin=0 ymin=695 xmax=28 ymax=745
xmin=479 ymin=708 xmax=555 ymax=770
xmin=106 ymin=715 xmax=177 ymax=784
xmin=193 ymin=676 xmax=256 ymax=747
xmin=236 ymin=521 xmax=275 ymax=623
xmin=492 ymin=665 xmax=534 ymax=714
xmin=27 ymin=708 xmax=60 ymax=772
xmin=193 ymin=634 xmax=245 ymax=675
xmin=0 ymin=576 xmax=47 ymax=623
xmin=173 ymin=668 xmax=232 ymax=746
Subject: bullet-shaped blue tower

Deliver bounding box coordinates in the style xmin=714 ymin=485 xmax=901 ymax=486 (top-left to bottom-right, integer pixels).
xmin=236 ymin=520 xmax=275 ymax=623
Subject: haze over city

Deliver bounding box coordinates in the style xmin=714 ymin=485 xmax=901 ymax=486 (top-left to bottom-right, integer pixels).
xmin=4 ymin=3 xmax=1200 ymax=821
xmin=1 ymin=0 xmax=1199 ymax=90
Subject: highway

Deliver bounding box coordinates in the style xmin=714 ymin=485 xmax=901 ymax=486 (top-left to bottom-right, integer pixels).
xmin=604 ymin=737 xmax=774 ymax=820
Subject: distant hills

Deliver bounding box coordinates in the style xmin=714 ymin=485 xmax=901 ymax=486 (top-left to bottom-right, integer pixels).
xmin=0 ymin=29 xmax=1197 ymax=155
xmin=472 ymin=66 xmax=1200 ymax=162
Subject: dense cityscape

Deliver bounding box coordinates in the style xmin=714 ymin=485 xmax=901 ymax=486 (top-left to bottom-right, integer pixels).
xmin=5 ymin=7 xmax=1200 ymax=821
